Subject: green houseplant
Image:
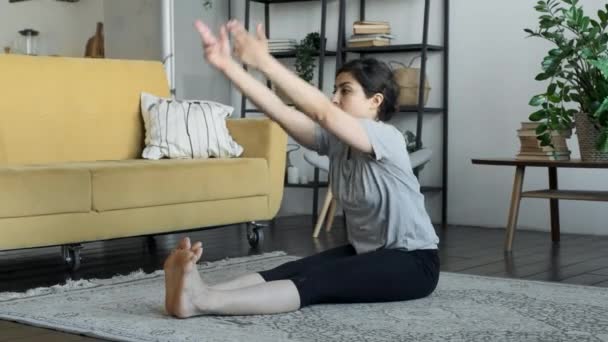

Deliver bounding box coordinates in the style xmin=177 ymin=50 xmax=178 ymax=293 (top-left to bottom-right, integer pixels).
xmin=275 ymin=32 xmax=321 ymax=104
xmin=295 ymin=32 xmax=321 ymax=84
xmin=525 ymin=0 xmax=608 ymax=159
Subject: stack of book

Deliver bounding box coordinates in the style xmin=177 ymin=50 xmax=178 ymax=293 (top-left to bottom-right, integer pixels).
xmin=348 ymin=21 xmax=393 ymax=48
xmin=268 ymin=39 xmax=297 ymax=54
xmin=516 ymin=122 xmax=571 ymax=161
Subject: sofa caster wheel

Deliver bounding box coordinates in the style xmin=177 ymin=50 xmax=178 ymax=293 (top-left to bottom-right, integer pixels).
xmin=247 ymin=222 xmax=265 ymax=248
xmin=62 ymin=244 xmax=83 ymax=271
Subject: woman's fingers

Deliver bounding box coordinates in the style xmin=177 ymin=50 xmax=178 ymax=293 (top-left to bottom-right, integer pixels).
xmin=256 ymin=23 xmax=267 ymax=42
xmin=194 ymin=20 xmax=217 ymax=47
xmin=219 ymin=24 xmax=231 ymax=52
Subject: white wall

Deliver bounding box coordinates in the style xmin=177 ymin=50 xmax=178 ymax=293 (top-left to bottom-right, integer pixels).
xmin=449 ymin=0 xmax=607 ymax=235
xmin=103 ymin=0 xmax=162 ymax=61
xmin=0 ymin=0 xmax=103 ymax=57
xmin=173 ymin=0 xmax=231 ymax=102
xmin=229 ymin=0 xmax=446 ymax=220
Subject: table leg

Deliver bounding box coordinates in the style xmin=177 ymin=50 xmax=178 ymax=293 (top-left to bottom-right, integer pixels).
xmin=548 ymin=166 xmax=560 ymax=243
xmin=505 ymin=165 xmax=525 ymax=252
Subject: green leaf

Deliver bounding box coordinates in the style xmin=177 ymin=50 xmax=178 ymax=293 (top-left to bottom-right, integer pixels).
xmin=600 ymin=10 xmax=608 ymax=23
xmin=539 ymin=133 xmax=553 ymax=146
xmin=530 ymin=94 xmax=546 ymax=106
xmin=530 ymin=109 xmax=547 ymax=121
xmin=536 ymin=123 xmax=549 ymax=134
xmin=589 ymin=59 xmax=608 ymax=80
xmin=548 ymin=94 xmax=562 ymax=103
xmin=594 ymin=97 xmax=608 ymax=117
xmin=596 ymin=129 xmax=608 ymax=152
xmin=548 ymin=83 xmax=557 ymax=94
xmin=535 ymin=72 xmax=551 ymax=81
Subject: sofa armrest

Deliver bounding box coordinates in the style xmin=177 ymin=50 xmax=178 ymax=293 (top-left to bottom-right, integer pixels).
xmin=227 ymin=118 xmax=287 ymax=219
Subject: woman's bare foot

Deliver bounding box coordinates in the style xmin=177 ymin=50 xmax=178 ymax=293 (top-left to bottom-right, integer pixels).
xmin=164 ymin=239 xmax=208 ymax=318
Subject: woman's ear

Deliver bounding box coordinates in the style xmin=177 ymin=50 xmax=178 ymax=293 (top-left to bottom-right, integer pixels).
xmin=370 ymin=93 xmax=384 ymax=111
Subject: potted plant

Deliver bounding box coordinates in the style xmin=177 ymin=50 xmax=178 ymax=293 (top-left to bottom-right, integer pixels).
xmin=275 ymin=32 xmax=321 ymax=104
xmin=525 ymin=0 xmax=608 ymax=161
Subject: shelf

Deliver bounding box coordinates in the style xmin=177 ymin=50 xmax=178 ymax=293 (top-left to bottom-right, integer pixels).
xmin=399 ymin=106 xmax=443 ymax=114
xmin=251 ymin=0 xmax=328 ymax=3
xmin=343 ymin=44 xmax=444 ymax=54
xmin=521 ymin=190 xmax=608 ymax=202
xmin=421 ymin=186 xmax=443 ymax=194
xmin=271 ymin=50 xmax=336 ymax=59
xmin=285 ymin=181 xmax=329 ymax=188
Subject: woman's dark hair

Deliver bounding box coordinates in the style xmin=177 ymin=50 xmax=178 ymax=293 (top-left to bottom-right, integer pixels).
xmin=336 ymin=58 xmax=400 ymax=122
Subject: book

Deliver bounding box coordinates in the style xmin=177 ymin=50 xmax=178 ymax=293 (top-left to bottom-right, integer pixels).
xmin=520 ymin=146 xmax=569 ymax=153
xmin=521 ymin=122 xmax=541 ymax=130
xmin=347 ymin=39 xmax=391 ymax=48
xmin=349 ymin=33 xmax=395 ymax=40
xmin=353 ymin=21 xmax=391 ymax=35
xmin=353 ymin=26 xmax=391 ymax=35
xmin=354 ymin=20 xmax=390 ymax=26
xmin=517 ymin=151 xmax=571 ymax=156
xmin=517 ymin=129 xmax=571 ymax=137
xmin=515 ymin=154 xmax=571 ymax=161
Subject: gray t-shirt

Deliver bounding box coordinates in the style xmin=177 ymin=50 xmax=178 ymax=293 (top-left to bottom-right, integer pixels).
xmin=313 ymin=118 xmax=439 ymax=254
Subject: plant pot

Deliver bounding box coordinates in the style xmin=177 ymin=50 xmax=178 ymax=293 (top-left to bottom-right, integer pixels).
xmin=575 ymin=112 xmax=608 ymax=161
xmin=391 ymin=61 xmax=431 ymax=107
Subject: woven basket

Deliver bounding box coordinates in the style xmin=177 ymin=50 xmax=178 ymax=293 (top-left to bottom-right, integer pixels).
xmin=574 ymin=112 xmax=608 ymax=161
xmin=390 ymin=58 xmax=431 ymax=107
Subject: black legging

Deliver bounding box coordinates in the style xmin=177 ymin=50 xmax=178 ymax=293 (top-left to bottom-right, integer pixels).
xmin=259 ymin=245 xmax=440 ymax=308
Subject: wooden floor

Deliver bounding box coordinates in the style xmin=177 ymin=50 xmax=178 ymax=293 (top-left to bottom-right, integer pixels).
xmin=2 ymin=215 xmax=608 ymax=341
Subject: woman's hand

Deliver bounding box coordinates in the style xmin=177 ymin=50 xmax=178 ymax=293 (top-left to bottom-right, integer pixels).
xmin=227 ymin=20 xmax=270 ymax=70
xmin=194 ymin=20 xmax=232 ymax=71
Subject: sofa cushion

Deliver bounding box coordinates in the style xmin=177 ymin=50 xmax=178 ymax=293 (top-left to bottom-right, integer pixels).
xmin=140 ymin=92 xmax=244 ymax=160
xmin=91 ymin=159 xmax=270 ymax=211
xmin=0 ymin=165 xmax=91 ymax=218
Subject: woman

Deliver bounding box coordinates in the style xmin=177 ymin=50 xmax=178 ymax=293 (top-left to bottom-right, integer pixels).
xmin=163 ymin=19 xmax=440 ymax=318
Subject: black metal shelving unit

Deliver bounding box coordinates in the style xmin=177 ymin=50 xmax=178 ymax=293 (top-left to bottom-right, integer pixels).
xmin=335 ymin=0 xmax=450 ymax=228
xmin=240 ymin=0 xmax=333 ymax=223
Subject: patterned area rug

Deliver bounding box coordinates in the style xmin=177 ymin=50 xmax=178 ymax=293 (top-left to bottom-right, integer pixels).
xmin=1 ymin=252 xmax=608 ymax=342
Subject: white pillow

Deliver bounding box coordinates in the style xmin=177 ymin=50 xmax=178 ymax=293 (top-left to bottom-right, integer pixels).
xmin=140 ymin=92 xmax=243 ymax=160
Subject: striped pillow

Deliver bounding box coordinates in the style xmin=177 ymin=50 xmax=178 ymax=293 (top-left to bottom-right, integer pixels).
xmin=140 ymin=92 xmax=243 ymax=160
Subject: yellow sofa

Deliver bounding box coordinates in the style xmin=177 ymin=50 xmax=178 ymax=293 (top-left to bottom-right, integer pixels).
xmin=0 ymin=55 xmax=286 ymax=268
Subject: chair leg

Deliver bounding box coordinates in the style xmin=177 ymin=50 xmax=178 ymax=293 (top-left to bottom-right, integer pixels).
xmin=313 ymin=188 xmax=333 ymax=238
xmin=325 ymin=198 xmax=337 ymax=232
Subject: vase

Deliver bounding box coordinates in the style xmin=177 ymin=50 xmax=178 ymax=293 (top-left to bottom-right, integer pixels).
xmin=575 ymin=112 xmax=608 ymax=161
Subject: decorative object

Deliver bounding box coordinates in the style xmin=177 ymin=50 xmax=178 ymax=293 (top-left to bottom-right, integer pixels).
xmin=140 ymin=92 xmax=243 ymax=160
xmin=2 ymin=252 xmax=607 ymax=342
xmin=402 ymin=129 xmax=420 ymax=153
xmin=348 ymin=21 xmax=392 ymax=47
xmin=516 ymin=122 xmax=571 ymax=160
xmin=15 ymin=29 xmax=39 ymax=55
xmin=525 ymin=0 xmax=608 ymax=160
xmin=84 ymin=22 xmax=104 ymax=58
xmin=285 ymin=143 xmax=301 ymax=184
xmin=390 ymin=57 xmax=431 ymax=107
xmin=274 ymin=33 xmax=322 ymax=105
xmin=294 ymin=32 xmax=321 ymax=85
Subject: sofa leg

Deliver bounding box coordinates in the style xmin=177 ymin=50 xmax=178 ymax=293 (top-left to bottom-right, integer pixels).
xmin=247 ymin=221 xmax=266 ymax=248
xmin=61 ymin=244 xmax=83 ymax=272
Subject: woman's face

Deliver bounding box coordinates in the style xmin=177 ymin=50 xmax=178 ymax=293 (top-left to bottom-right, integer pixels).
xmin=332 ymin=72 xmax=383 ymax=121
